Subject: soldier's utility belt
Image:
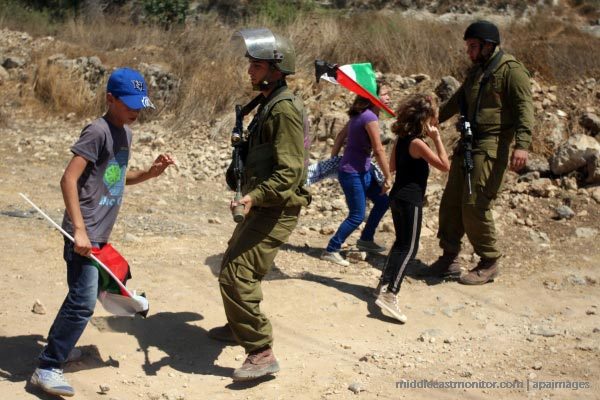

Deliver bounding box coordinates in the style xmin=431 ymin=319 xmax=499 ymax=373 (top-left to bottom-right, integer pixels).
xmin=472 ymin=133 xmax=499 ymax=145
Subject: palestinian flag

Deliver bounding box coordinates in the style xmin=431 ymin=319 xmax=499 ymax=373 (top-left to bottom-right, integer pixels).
xmin=91 ymin=244 xmax=131 ymax=296
xmin=318 ymin=62 xmax=395 ymax=116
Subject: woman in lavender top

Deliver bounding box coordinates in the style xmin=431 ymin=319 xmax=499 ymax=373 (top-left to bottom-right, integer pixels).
xmin=321 ymin=84 xmax=393 ymax=266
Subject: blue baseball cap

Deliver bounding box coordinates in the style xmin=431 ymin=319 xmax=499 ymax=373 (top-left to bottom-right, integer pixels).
xmin=107 ymin=67 xmax=155 ymax=110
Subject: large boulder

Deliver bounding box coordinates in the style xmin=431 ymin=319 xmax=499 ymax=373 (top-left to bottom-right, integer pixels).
xmin=550 ymin=134 xmax=600 ymax=175
xmin=435 ymin=76 xmax=460 ymax=102
xmin=587 ymin=153 xmax=600 ymax=184
xmin=540 ymin=112 xmax=567 ymax=150
xmin=580 ymin=112 xmax=600 ymax=136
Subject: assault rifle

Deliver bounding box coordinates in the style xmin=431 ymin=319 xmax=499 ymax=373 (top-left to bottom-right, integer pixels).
xmin=228 ymin=95 xmax=262 ymax=223
xmin=231 ymin=104 xmax=246 ymax=223
xmin=458 ymin=115 xmax=474 ymax=195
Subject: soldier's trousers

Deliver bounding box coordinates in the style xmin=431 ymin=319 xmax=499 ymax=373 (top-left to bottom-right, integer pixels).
xmin=437 ymin=143 xmax=508 ymax=260
xmin=219 ymin=206 xmax=300 ymax=353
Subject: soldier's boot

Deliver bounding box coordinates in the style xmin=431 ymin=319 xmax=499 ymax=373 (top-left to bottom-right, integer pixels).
xmin=422 ymin=251 xmax=463 ymax=278
xmin=232 ymin=347 xmax=280 ymax=381
xmin=459 ymin=257 xmax=499 ymax=285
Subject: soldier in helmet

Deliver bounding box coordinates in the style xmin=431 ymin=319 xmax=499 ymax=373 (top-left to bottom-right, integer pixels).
xmin=426 ymin=20 xmax=534 ymax=284
xmin=209 ymin=28 xmax=311 ymax=381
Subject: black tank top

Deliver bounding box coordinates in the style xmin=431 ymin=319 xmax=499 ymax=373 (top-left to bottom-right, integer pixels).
xmin=390 ymin=136 xmax=429 ymax=205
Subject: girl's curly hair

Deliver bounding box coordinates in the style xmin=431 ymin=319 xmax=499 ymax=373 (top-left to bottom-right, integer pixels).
xmin=392 ymin=93 xmax=438 ymax=139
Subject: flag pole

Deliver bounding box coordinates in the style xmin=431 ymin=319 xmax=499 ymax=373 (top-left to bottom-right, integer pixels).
xmin=19 ymin=192 xmax=134 ymax=298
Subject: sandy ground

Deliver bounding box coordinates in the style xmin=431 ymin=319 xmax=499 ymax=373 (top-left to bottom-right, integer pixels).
xmin=1 ymin=121 xmax=599 ymax=400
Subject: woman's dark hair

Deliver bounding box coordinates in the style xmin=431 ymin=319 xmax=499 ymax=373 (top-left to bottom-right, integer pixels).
xmin=392 ymin=93 xmax=438 ymax=138
xmin=347 ymin=80 xmax=388 ymax=117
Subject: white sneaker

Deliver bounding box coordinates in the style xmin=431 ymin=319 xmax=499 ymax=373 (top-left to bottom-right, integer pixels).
xmin=321 ymin=251 xmax=350 ymax=267
xmin=372 ymin=281 xmax=388 ymax=299
xmin=30 ymin=367 xmax=75 ymax=397
xmin=375 ymin=292 xmax=407 ymax=323
xmin=356 ymin=239 xmax=386 ymax=253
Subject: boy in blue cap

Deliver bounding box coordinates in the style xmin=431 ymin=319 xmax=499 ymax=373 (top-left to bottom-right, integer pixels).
xmin=30 ymin=67 xmax=174 ymax=397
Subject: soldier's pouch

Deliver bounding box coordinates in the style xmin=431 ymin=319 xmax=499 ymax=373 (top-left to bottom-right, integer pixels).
xmin=244 ymin=142 xmax=274 ymax=189
xmin=221 ymin=263 xmax=263 ymax=302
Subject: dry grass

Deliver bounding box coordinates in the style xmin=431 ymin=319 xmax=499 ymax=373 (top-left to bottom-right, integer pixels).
xmin=3 ymin=6 xmax=599 ymax=122
xmin=506 ymin=13 xmax=600 ymax=83
xmin=33 ymin=63 xmax=104 ymax=116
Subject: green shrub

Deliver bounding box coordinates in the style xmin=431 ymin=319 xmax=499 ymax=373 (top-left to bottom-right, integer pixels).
xmin=142 ymin=0 xmax=188 ymax=29
xmin=252 ymin=0 xmax=316 ymax=25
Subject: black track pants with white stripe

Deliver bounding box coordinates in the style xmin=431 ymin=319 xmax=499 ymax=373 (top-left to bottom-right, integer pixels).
xmin=380 ymin=198 xmax=423 ymax=294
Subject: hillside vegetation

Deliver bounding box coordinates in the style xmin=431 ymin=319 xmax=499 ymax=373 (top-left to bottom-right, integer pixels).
xmin=0 ymin=0 xmax=599 ymax=121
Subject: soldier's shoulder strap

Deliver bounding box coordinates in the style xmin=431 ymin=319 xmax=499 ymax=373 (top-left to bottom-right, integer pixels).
xmin=256 ymin=88 xmax=303 ymax=133
xmin=494 ymin=53 xmax=530 ymax=76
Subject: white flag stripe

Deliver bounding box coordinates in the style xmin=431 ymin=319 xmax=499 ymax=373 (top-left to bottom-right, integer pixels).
xmin=339 ymin=64 xmax=356 ymax=80
xmin=320 ymin=64 xmax=357 ymax=85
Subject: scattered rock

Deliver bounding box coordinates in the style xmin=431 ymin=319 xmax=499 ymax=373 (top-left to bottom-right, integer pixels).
xmin=348 ymin=381 xmax=366 ymax=394
xmin=530 ymin=325 xmax=560 ymax=337
xmin=320 ymin=225 xmax=335 ymax=235
xmin=579 ymin=112 xmax=600 ymax=135
xmin=434 ymin=76 xmax=460 ymax=102
xmin=32 ymin=299 xmax=46 ymax=315
xmin=591 ymin=187 xmax=600 ymax=203
xmin=529 ymin=229 xmax=550 ymax=244
xmin=99 ymin=384 xmax=110 ymax=394
xmin=586 ymin=153 xmax=600 ymax=184
xmin=123 ymin=233 xmax=142 ymax=243
xmin=2 ymin=56 xmax=26 ymax=69
xmin=0 ymin=209 xmax=34 ymax=218
xmin=550 ymin=134 xmax=600 ymax=175
xmin=554 ymin=205 xmax=575 ymax=220
xmin=575 ymin=227 xmax=598 ymax=238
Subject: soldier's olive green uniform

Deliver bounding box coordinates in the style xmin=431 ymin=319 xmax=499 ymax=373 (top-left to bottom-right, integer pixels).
xmin=219 ymin=84 xmax=311 ymax=353
xmin=438 ymin=48 xmax=534 ymax=259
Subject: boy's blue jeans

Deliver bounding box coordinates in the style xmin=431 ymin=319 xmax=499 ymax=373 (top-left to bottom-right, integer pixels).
xmin=326 ymin=169 xmax=389 ymax=253
xmin=38 ymin=240 xmax=101 ymax=369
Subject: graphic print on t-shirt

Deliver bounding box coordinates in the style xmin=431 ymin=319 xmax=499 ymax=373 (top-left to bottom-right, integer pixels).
xmin=99 ymin=149 xmax=128 ymax=207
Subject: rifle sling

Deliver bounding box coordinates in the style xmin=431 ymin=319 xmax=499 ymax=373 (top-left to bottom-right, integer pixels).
xmin=241 ymin=94 xmax=263 ymax=117
xmin=472 ymin=49 xmax=504 ymax=132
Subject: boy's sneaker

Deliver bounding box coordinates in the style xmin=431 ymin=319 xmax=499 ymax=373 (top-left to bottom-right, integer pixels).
xmin=356 ymin=239 xmax=386 ymax=253
xmin=375 ymin=292 xmax=407 ymax=323
xmin=232 ymin=347 xmax=280 ymax=381
xmin=321 ymin=251 xmax=350 ymax=267
xmin=30 ymin=367 xmax=75 ymax=397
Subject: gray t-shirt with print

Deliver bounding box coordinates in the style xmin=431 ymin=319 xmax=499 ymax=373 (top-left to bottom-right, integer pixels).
xmin=62 ymin=116 xmax=132 ymax=243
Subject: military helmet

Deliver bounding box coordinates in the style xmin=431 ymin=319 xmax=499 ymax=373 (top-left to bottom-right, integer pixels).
xmin=232 ymin=28 xmax=296 ymax=75
xmin=464 ymin=20 xmax=500 ymax=44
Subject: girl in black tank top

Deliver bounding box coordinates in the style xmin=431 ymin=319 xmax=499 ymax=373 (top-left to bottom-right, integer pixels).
xmin=390 ymin=135 xmax=429 ymax=205
xmin=375 ymin=94 xmax=450 ymax=324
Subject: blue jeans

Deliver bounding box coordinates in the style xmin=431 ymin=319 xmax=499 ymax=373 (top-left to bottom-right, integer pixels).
xmin=326 ymin=169 xmax=389 ymax=252
xmin=39 ymin=240 xmax=101 ymax=369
